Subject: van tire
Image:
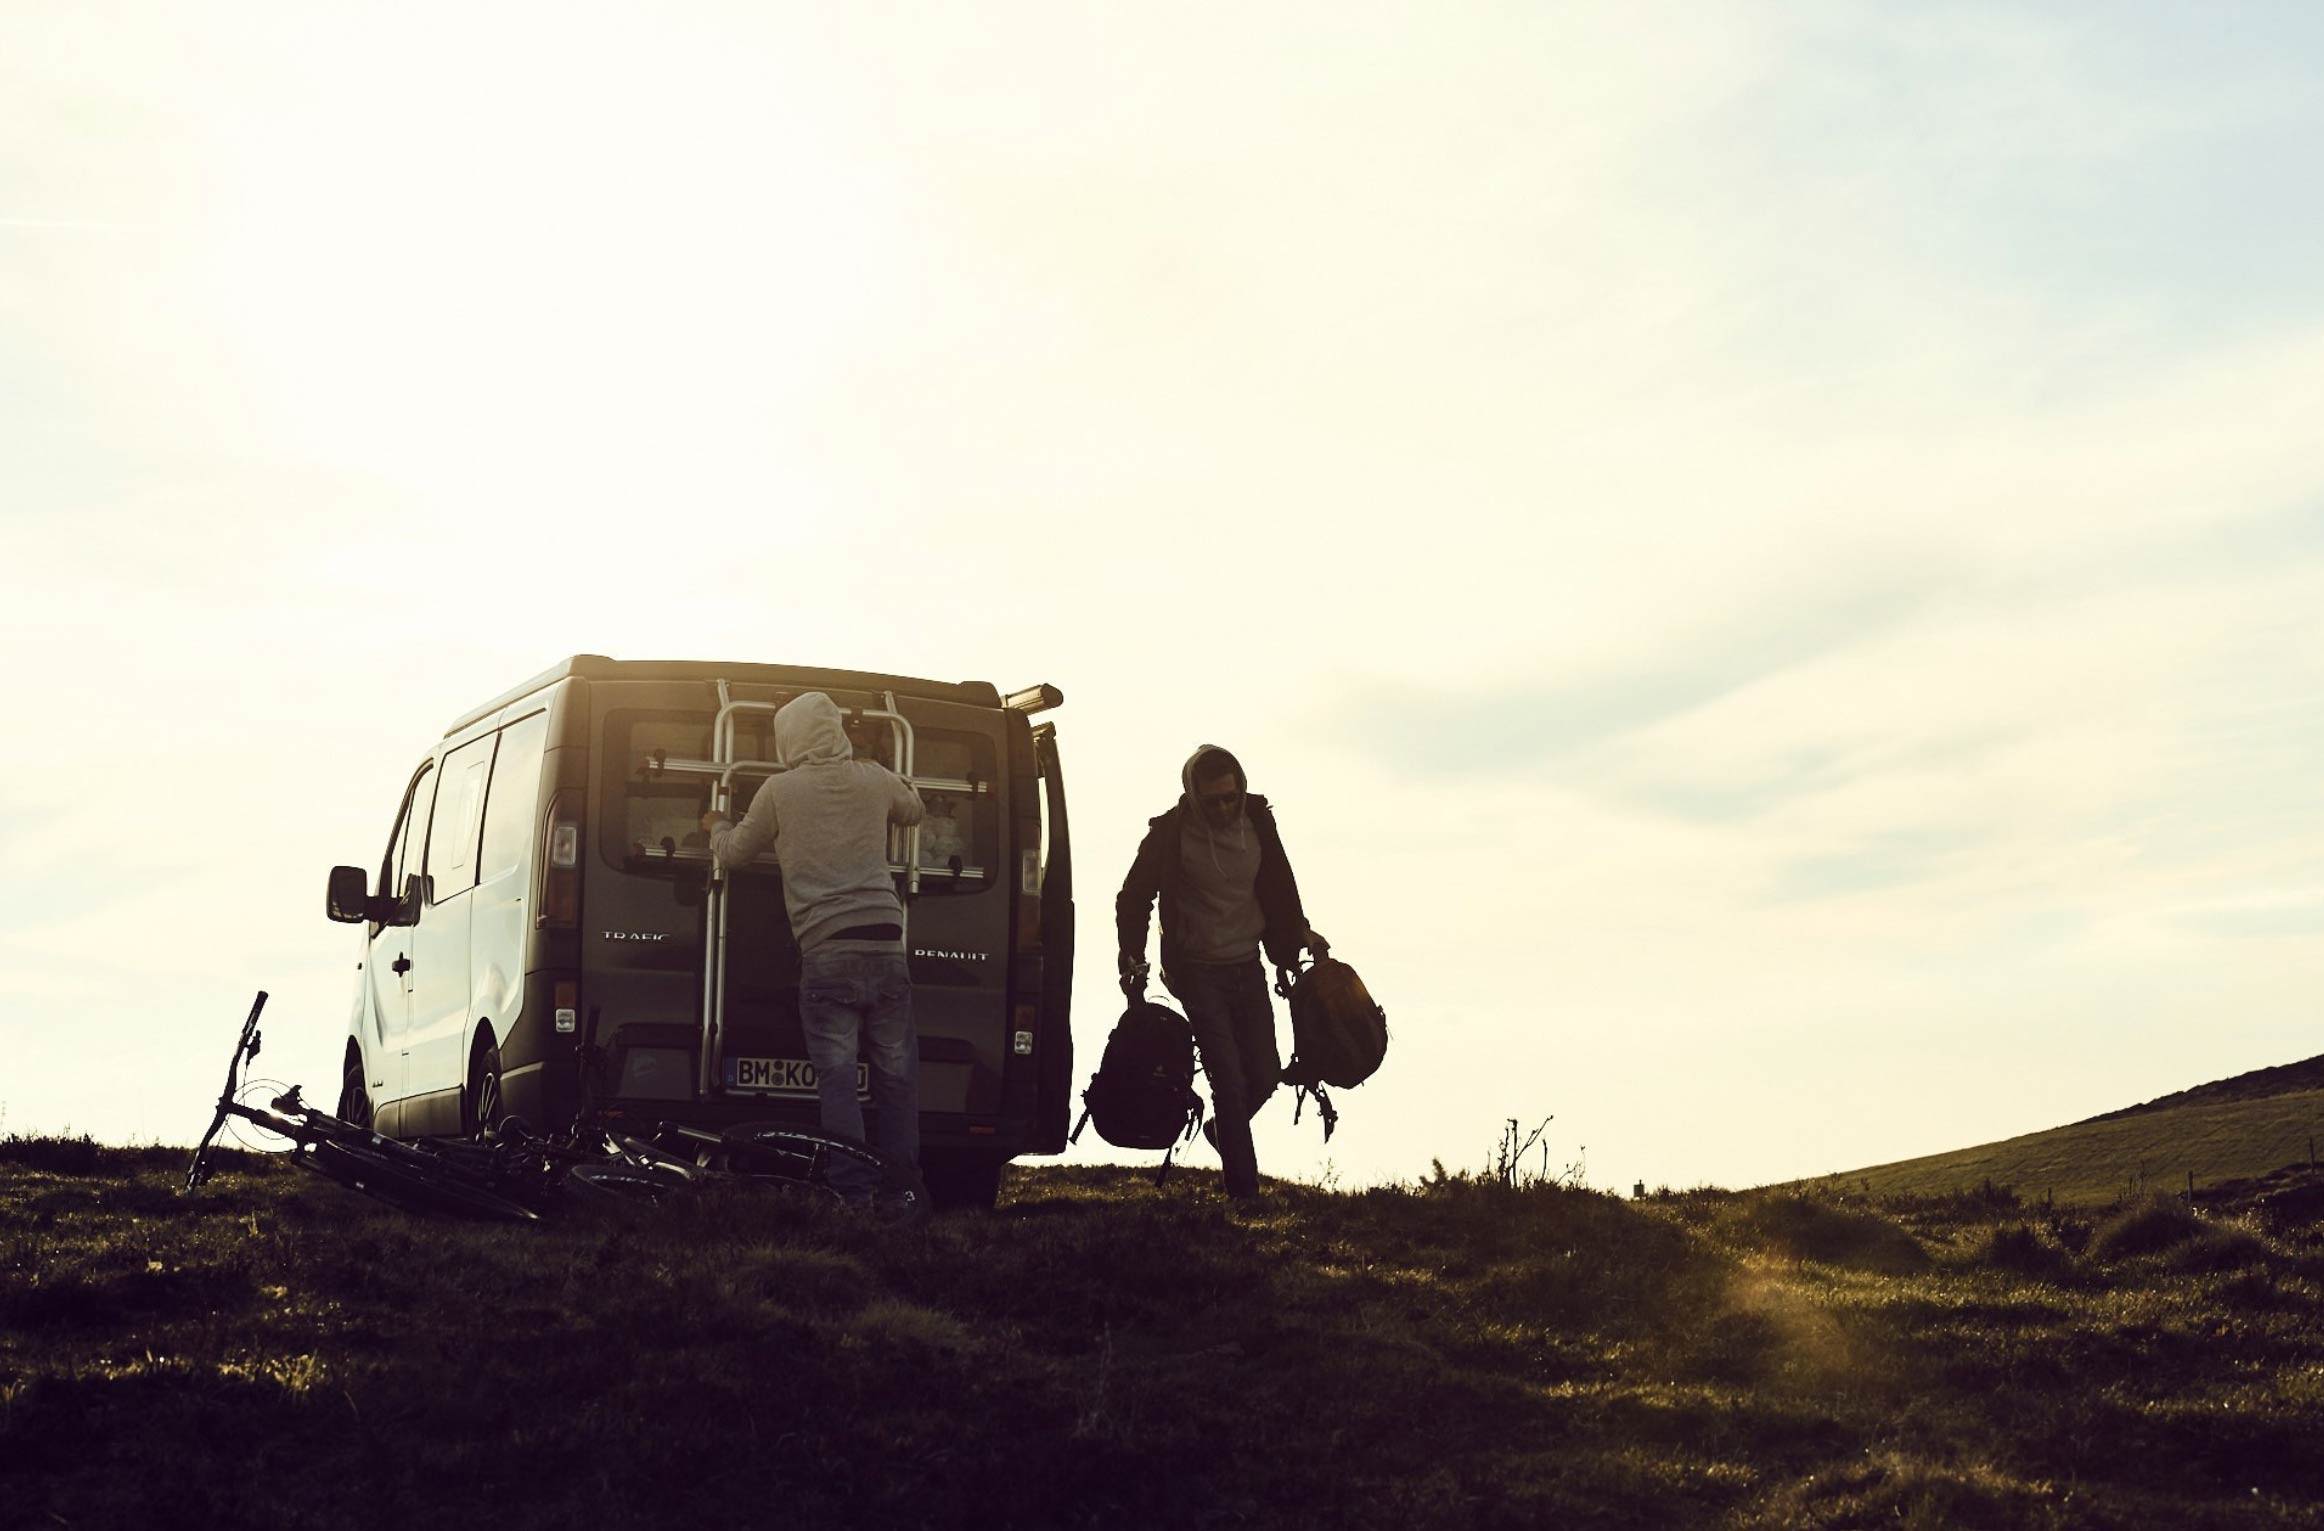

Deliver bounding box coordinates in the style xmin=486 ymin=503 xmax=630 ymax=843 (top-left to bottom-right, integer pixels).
xmin=465 ymin=1034 xmax=503 ymax=1138
xmin=339 ymin=1050 xmax=373 ymax=1130
xmin=923 ymin=1156 xmax=1005 ymax=1213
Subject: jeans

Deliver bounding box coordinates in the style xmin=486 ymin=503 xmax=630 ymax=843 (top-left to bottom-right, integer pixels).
xmin=1165 ymin=958 xmax=1280 ymax=1197
xmin=798 ymin=947 xmax=918 ymax=1201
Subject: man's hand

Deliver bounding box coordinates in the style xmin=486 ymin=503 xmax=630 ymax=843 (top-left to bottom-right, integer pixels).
xmin=700 ymin=811 xmax=727 ymax=834
xmin=1118 ymin=955 xmax=1151 ymax=997
xmin=1305 ymin=929 xmax=1330 ymax=959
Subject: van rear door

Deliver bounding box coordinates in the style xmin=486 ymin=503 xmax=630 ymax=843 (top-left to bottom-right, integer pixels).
xmin=586 ymin=683 xmax=1018 ymax=1131
xmin=1030 ymin=721 xmax=1074 ymax=1153
xmin=891 ymin=702 xmax=1014 ymax=1123
xmin=716 ymin=698 xmax=1014 ymax=1123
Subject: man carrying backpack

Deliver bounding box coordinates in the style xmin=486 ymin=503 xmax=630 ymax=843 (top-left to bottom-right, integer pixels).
xmin=1116 ymin=745 xmax=1325 ymax=1201
xmin=704 ymin=692 xmax=926 ymax=1210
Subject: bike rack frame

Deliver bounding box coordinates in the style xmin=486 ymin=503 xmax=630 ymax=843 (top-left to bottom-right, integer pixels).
xmin=657 ymin=682 xmax=924 ymax=1096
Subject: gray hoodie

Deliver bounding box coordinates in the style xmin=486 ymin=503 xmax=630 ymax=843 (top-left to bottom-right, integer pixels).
xmin=709 ymin=692 xmax=926 ymax=951
xmin=1175 ymin=743 xmax=1266 ymax=964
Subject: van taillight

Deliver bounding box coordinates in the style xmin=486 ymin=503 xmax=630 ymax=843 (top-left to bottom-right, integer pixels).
xmin=1015 ymin=828 xmax=1041 ymax=951
xmin=541 ymin=795 xmax=581 ymax=928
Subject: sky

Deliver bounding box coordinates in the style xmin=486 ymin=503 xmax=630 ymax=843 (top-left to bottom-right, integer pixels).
xmin=4 ymin=1 xmax=2321 ymax=1196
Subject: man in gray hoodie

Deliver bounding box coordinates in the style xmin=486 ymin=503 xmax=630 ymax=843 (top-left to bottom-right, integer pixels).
xmin=1116 ymin=745 xmax=1325 ymax=1199
xmin=705 ymin=692 xmax=926 ymax=1205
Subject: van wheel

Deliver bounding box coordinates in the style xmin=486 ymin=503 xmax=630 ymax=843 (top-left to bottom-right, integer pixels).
xmin=923 ymin=1157 xmax=1005 ymax=1213
xmin=465 ymin=1036 xmax=503 ymax=1138
xmin=338 ymin=1052 xmax=373 ymax=1130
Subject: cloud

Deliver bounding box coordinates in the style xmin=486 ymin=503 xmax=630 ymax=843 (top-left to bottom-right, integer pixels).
xmin=2167 ymin=889 xmax=2324 ymax=941
xmin=1761 ymin=828 xmax=1983 ymax=905
xmin=1320 ymin=562 xmax=1973 ymax=778
xmin=1592 ymin=728 xmax=2022 ymax=827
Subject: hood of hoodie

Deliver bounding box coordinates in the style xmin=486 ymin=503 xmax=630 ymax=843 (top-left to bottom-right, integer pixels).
xmin=773 ymin=692 xmax=854 ymax=769
xmin=1180 ymin=742 xmax=1253 ymax=866
xmin=1180 ymin=744 xmax=1247 ymax=804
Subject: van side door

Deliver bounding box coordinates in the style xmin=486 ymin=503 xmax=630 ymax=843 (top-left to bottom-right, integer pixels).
xmin=365 ymin=761 xmax=430 ymax=1130
xmin=470 ymin=711 xmax=549 ymax=1101
xmin=403 ymin=733 xmax=493 ymax=1134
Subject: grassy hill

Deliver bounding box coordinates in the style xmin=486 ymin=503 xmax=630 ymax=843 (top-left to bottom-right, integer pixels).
xmin=7 ymin=1136 xmax=2324 ymax=1528
xmin=1797 ymin=1061 xmax=2324 ymax=1207
xmin=2084 ymin=1054 xmax=2324 ymax=1124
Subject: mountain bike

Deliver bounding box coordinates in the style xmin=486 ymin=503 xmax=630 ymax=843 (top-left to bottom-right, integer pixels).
xmin=187 ymin=991 xmax=541 ymax=1221
xmin=187 ymin=992 xmax=928 ymax=1225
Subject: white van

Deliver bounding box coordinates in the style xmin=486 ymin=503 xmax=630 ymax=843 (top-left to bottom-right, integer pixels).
xmin=326 ymin=655 xmax=1075 ymax=1209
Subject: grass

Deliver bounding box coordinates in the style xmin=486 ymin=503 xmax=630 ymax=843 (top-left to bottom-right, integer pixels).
xmin=5 ymin=1138 xmax=2324 ymax=1528
xmin=1792 ymin=1086 xmax=2324 ymax=1206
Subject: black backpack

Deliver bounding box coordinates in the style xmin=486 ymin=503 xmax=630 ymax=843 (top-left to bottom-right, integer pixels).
xmin=1071 ymin=997 xmax=1206 ymax=1184
xmin=1276 ymin=956 xmax=1389 ymax=1141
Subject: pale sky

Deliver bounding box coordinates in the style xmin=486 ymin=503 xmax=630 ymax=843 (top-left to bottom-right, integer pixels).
xmin=4 ymin=2 xmax=2320 ymax=1195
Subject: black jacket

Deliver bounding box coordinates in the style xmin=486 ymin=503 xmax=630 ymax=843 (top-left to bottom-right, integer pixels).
xmin=1117 ymin=793 xmax=1310 ymax=976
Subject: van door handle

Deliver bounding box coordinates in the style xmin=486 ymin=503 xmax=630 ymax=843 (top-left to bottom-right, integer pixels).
xmin=392 ymin=955 xmax=412 ymax=975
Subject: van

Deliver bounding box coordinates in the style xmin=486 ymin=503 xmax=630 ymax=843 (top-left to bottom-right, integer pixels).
xmin=324 ymin=655 xmax=1075 ymax=1209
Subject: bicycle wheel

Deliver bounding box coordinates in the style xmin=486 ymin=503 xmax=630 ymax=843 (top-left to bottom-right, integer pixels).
xmin=298 ymin=1138 xmax=539 ymax=1223
xmin=560 ymin=1161 xmax=689 ymax=1207
xmin=719 ymin=1122 xmax=929 ymax=1224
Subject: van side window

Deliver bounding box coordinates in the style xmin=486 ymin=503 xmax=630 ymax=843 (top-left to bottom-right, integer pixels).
xmin=424 ymin=735 xmax=493 ymax=901
xmin=479 ymin=712 xmax=549 ymax=883
xmin=382 ymin=762 xmax=432 ymax=899
xmin=913 ymin=732 xmax=998 ymax=889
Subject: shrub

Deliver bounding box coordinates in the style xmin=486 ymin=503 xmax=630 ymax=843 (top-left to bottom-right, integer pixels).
xmin=2209 ymin=1269 xmax=2302 ymax=1314
xmin=2165 ymin=1225 xmax=2272 ymax=1275
xmin=1725 ymin=1195 xmax=1930 ymax=1274
xmin=2087 ymin=1195 xmax=2205 ymax=1262
xmin=1973 ymin=1223 xmax=2071 ymax=1278
xmin=0 ymin=1134 xmax=104 ymax=1174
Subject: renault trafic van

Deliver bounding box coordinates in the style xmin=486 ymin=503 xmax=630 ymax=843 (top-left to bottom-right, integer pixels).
xmin=324 ymin=655 xmax=1074 ymax=1209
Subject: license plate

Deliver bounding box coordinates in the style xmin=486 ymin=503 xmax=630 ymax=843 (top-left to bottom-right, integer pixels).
xmin=724 ymin=1056 xmax=869 ymax=1097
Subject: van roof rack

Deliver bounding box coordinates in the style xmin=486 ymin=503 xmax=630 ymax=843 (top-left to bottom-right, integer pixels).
xmin=444 ymin=655 xmax=1004 ymax=736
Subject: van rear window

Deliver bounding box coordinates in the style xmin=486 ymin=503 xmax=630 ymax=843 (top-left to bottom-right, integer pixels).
xmin=609 ymin=715 xmax=723 ymax=865
xmin=911 ymin=734 xmax=998 ymax=892
xmin=601 ymin=710 xmax=995 ymax=890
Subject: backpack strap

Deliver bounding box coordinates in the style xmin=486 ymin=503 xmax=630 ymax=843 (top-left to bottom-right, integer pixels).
xmin=1152 ymin=1093 xmax=1205 ymax=1190
xmin=1290 ymin=1082 xmax=1339 ymax=1143
xmin=1070 ymin=1097 xmax=1092 ymax=1146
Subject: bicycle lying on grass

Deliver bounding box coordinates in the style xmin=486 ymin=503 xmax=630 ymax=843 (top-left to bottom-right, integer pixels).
xmin=186 ymin=992 xmax=928 ymax=1225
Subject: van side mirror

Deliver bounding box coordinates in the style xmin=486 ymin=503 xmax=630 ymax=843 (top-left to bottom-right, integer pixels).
xmin=327 ymin=866 xmax=372 ymax=924
xmin=329 ymin=865 xmax=414 ymax=926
